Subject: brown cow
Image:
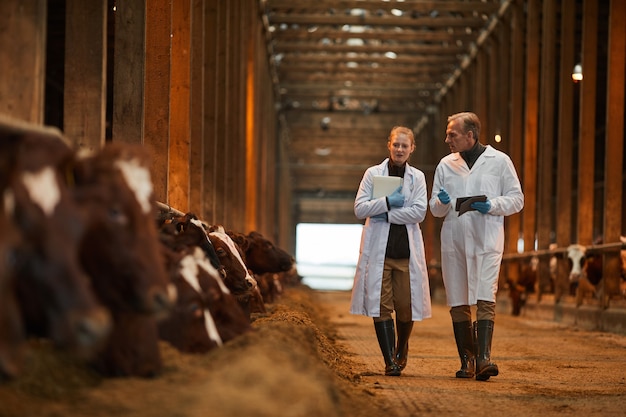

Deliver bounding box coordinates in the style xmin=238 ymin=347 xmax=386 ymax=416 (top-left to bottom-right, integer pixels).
xmin=227 ymin=230 xmax=294 ymax=275
xmin=70 ymin=144 xmax=176 ymax=377
xmin=158 ymin=245 xmax=251 ymax=353
xmin=208 ymin=226 xmax=260 ymax=316
xmin=0 ymin=117 xmax=111 ymax=367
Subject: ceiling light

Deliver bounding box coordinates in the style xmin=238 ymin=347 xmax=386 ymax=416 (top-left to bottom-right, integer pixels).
xmin=314 ymin=147 xmax=332 ymax=156
xmin=384 ymin=51 xmax=397 ymax=59
xmin=572 ymin=63 xmax=583 ymax=82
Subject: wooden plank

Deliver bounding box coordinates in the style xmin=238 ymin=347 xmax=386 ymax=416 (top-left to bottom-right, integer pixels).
xmin=603 ymin=0 xmax=626 ymax=299
xmin=63 ymin=0 xmax=107 ymax=151
xmin=203 ymin=0 xmax=219 ymax=222
xmin=577 ymin=0 xmax=598 ymax=246
xmin=536 ymin=0 xmax=557 ymax=294
xmin=112 ymin=0 xmax=145 ymax=145
xmin=0 ymin=0 xmax=47 ymax=122
xmin=522 ymin=0 xmax=540 ymax=253
xmin=554 ymin=0 xmax=576 ymax=301
xmin=168 ymin=0 xmax=191 ymax=212
xmin=188 ymin=0 xmax=205 ymax=217
xmin=245 ymin=1 xmax=258 ymax=232
xmin=144 ymin=0 xmax=172 ymax=203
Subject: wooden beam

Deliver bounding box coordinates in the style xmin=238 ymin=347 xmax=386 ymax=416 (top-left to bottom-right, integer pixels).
xmin=112 ymin=0 xmax=145 ymax=145
xmin=189 ymin=0 xmax=205 ymax=216
xmin=522 ymin=0 xmax=540 ymax=254
xmin=577 ymin=0 xmax=598 ymax=246
xmin=168 ymin=0 xmax=191 ymax=212
xmin=144 ymin=0 xmax=172 ymax=203
xmin=267 ymin=0 xmax=500 ymax=14
xmin=555 ymin=0 xmax=576 ymax=301
xmin=64 ymin=0 xmax=107 ymax=151
xmin=268 ymin=14 xmax=487 ymax=28
xmin=603 ymin=0 xmax=626 ymax=299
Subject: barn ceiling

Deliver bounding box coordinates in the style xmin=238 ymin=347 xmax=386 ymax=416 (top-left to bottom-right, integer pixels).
xmin=261 ymin=0 xmax=506 ymax=224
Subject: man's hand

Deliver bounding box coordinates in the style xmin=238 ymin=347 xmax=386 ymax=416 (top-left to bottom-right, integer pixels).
xmin=471 ymin=200 xmax=491 ymax=214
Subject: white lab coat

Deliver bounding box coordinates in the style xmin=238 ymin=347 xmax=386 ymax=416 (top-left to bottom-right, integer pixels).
xmin=350 ymin=159 xmax=432 ymax=321
xmin=429 ymin=145 xmax=524 ymax=306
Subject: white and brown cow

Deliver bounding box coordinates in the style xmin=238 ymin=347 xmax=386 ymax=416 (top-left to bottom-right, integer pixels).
xmin=566 ymin=241 xmax=626 ymax=306
xmin=158 ymin=244 xmax=251 ymax=354
xmin=208 ymin=225 xmax=263 ymax=316
xmin=71 ymin=143 xmax=177 ymax=377
xmin=227 ymin=230 xmax=295 ymax=275
xmin=0 ymin=116 xmax=111 ymax=373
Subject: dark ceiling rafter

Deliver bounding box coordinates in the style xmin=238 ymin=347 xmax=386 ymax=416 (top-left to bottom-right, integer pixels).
xmin=260 ymin=0 xmax=510 ymax=223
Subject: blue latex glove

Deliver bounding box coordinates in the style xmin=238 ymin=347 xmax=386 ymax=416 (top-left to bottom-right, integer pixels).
xmin=387 ymin=186 xmax=404 ymax=208
xmin=437 ymin=188 xmax=451 ymax=204
xmin=371 ymin=213 xmax=388 ymax=221
xmin=471 ymin=200 xmax=491 ymax=214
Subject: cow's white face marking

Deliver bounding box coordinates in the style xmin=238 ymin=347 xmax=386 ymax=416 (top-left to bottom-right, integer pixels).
xmin=21 ymin=167 xmax=60 ymax=216
xmin=209 ymin=230 xmax=257 ymax=287
xmin=179 ymin=251 xmax=223 ymax=346
xmin=115 ymin=158 xmax=153 ymax=214
xmin=191 ymin=247 xmax=230 ymax=294
xmin=567 ymin=244 xmax=587 ymax=282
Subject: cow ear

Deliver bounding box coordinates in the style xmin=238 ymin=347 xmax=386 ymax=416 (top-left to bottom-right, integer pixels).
xmin=230 ymin=233 xmax=249 ymax=252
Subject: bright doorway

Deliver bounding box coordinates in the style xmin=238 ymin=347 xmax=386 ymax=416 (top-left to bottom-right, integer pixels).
xmin=295 ymin=223 xmax=362 ymax=290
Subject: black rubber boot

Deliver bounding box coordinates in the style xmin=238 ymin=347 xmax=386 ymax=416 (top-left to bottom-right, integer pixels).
xmin=395 ymin=320 xmax=414 ymax=371
xmin=452 ymin=321 xmax=475 ymax=378
xmin=374 ymin=320 xmax=401 ymax=376
xmin=475 ymin=320 xmax=499 ymax=381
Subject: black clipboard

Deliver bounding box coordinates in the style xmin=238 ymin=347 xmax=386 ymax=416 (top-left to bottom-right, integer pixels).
xmin=455 ymin=195 xmax=487 ymax=216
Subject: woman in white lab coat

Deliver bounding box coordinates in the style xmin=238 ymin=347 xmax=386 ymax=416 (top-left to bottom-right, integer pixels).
xmin=429 ymin=112 xmax=524 ymax=381
xmin=350 ymin=126 xmax=431 ymax=376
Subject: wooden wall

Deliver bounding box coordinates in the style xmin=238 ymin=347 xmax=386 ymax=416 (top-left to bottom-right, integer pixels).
xmin=421 ymin=0 xmax=626 ymax=302
xmin=0 ymin=0 xmax=289 ymax=251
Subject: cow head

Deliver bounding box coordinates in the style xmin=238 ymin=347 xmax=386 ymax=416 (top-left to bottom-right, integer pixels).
xmin=71 ymin=144 xmax=175 ymax=315
xmin=209 ymin=226 xmax=257 ymax=294
xmin=159 ymin=246 xmax=250 ymax=353
xmin=227 ymin=230 xmax=294 ymax=274
xmin=0 ymin=118 xmax=111 ymax=360
xmin=567 ymin=244 xmax=587 ymax=283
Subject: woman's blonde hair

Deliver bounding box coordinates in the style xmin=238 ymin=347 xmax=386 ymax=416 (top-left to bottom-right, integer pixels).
xmin=388 ymin=126 xmax=415 ymax=145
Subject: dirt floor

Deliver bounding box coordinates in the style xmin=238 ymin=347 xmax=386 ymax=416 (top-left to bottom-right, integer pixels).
xmin=0 ymin=285 xmax=397 ymax=417
xmin=1 ymin=285 xmax=625 ymax=417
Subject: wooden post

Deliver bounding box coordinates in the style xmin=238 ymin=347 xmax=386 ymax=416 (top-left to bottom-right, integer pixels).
xmin=577 ymin=0 xmax=598 ymax=246
xmin=555 ymin=0 xmax=577 ymax=302
xmin=505 ymin=0 xmax=525 ymax=289
xmin=168 ymin=0 xmax=192 ymax=212
xmin=189 ymin=0 xmax=205 ymax=217
xmin=64 ymin=0 xmax=107 ymax=151
xmin=522 ymin=0 xmax=540 ymax=254
xmin=536 ymin=0 xmax=557 ymax=297
xmin=603 ymin=0 xmax=626 ymax=303
xmin=112 ymin=0 xmax=146 ymax=146
xmin=202 ymin=0 xmax=218 ymax=222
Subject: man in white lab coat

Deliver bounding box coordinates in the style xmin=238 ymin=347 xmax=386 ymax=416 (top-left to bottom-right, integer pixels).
xmin=429 ymin=112 xmax=524 ymax=381
xmin=350 ymin=126 xmax=432 ymax=376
